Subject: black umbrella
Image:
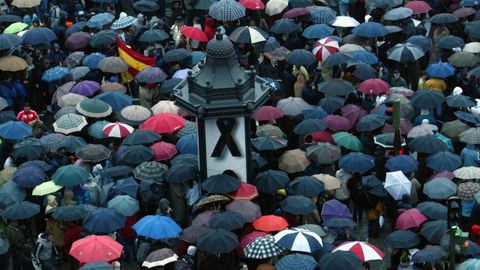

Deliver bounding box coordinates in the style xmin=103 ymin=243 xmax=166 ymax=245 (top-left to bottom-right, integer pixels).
xmin=254 ymin=170 xmax=290 ymax=193
xmin=270 ymin=19 xmax=301 ymax=34
xmin=288 ymin=176 xmax=324 ymax=197
xmin=406 ymin=35 xmax=432 ymax=52
xmin=202 ymin=174 xmax=240 ymax=194
xmin=318 ymin=79 xmax=355 ymax=96
xmin=209 ymin=211 xmax=245 ymax=231
xmin=0 ymin=34 xmax=21 ymax=50
xmin=320 ymin=96 xmax=345 ymax=114
xmin=286 ymin=49 xmax=316 ymax=66
xmin=51 ymin=205 xmax=88 ymax=221
xmin=0 ymin=15 xmax=22 ymax=23
xmin=352 ymin=63 xmax=377 ymax=80
xmin=197 ymin=228 xmax=239 ymax=255
xmin=318 ymin=250 xmax=361 ymax=270
xmin=160 ymin=78 xmax=183 ymax=94
xmin=412 ymin=246 xmax=444 ymax=263
xmin=119 ymin=145 xmax=154 ymax=166
xmin=170 ymin=154 xmax=198 ymax=167
xmin=356 ymin=114 xmax=386 ymax=132
xmin=163 ymin=48 xmax=191 ymax=63
xmin=430 ymin=13 xmax=458 ymax=24
xmin=139 ymin=180 xmax=164 ymax=203
xmin=362 ymin=175 xmax=386 ymax=198
xmin=417 ymin=201 xmax=447 ymax=220
xmin=133 ymin=0 xmax=160 ymax=12
xmin=385 ymin=230 xmax=421 ymax=248
xmin=18 ymin=160 xmax=51 ymax=171
xmin=229 ymin=26 xmax=269 ymax=44
xmin=436 ymin=35 xmax=465 ymax=49
xmin=420 ymin=220 xmax=448 ymax=244
xmin=252 ymin=136 xmax=287 ymax=151
xmin=180 ymin=224 xmax=210 ymax=243
xmin=293 ymin=119 xmax=327 ymax=135
xmin=139 ymin=29 xmax=169 ymax=43
xmin=89 ymin=30 xmax=116 ymax=48
xmin=100 ymin=166 xmax=133 ymax=179
xmin=122 ymin=130 xmax=162 ymax=145
xmin=411 ymin=90 xmax=444 ymax=109
xmin=165 ymin=164 xmax=198 ymax=183
xmin=3 ymin=201 xmax=40 ymax=220
xmin=409 ymin=135 xmax=448 ymax=154
xmin=76 ymin=144 xmax=111 ymax=162
xmin=446 ymin=94 xmax=476 ymax=108
xmin=322 ymin=52 xmax=352 ymax=68
xmin=12 ymin=139 xmax=45 ymax=162
xmin=280 ymin=195 xmax=315 ymax=215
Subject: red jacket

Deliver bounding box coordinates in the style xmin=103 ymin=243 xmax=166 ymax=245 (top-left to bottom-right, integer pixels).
xmin=204 ymin=17 xmax=216 ymax=40
xmin=120 ymin=214 xmax=137 ymax=239
xmin=17 ymin=109 xmax=39 ymax=124
xmin=63 ymin=225 xmax=83 ymax=253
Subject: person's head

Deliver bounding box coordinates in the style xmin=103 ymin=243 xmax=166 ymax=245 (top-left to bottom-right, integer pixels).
xmin=173 ymin=0 xmax=181 ymax=8
xmin=23 ymin=103 xmax=31 ymax=112
xmin=393 ymin=69 xmax=401 ymax=79
xmin=42 ymin=58 xmax=51 ymax=69
xmin=175 ymin=16 xmax=183 ymax=25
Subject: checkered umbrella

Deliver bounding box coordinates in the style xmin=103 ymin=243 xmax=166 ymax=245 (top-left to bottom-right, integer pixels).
xmin=208 ymin=0 xmax=245 ymax=21
xmin=459 ymin=128 xmax=480 ymax=145
xmin=407 ymin=121 xmax=438 ymax=138
xmin=454 ymin=166 xmax=480 ymax=180
xmin=309 ymin=6 xmax=336 ymax=24
xmin=243 ymin=235 xmax=285 ymax=259
xmin=53 ymin=113 xmax=88 ymax=134
xmin=423 ymin=177 xmax=457 ymax=200
xmin=107 ymin=195 xmax=139 ymax=216
xmin=102 ymin=122 xmax=134 ymax=138
xmin=274 ymin=228 xmax=323 ymax=253
xmin=457 ymin=182 xmax=480 ymax=200
xmin=133 ymin=161 xmax=169 ymax=181
xmin=312 ymin=37 xmax=339 ymax=62
xmin=111 ymin=16 xmax=136 ymax=30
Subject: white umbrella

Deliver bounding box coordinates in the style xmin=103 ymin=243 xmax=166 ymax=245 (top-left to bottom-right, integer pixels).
xmin=384 ymin=171 xmax=412 ymax=200
xmin=464 ymin=42 xmax=480 ymax=53
xmin=276 ymin=97 xmax=311 ymax=116
xmin=331 ymin=16 xmax=360 ymax=28
xmin=265 ymin=0 xmax=288 ymax=16
xmin=151 ymin=100 xmax=180 ymax=115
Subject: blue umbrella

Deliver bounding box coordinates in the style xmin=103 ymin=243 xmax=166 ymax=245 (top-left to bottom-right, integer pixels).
xmin=114 ymin=177 xmax=138 ymax=198
xmin=318 ymin=251 xmax=361 ymax=270
xmin=135 ymin=67 xmax=168 ymax=84
xmin=132 ymin=215 xmax=182 ymax=239
xmin=119 ymin=145 xmax=154 ymax=166
xmin=0 ymin=181 xmax=26 ymax=202
xmin=176 ymin=134 xmax=198 ymax=155
xmin=42 ymin=66 xmax=69 ymax=82
xmin=171 ymin=154 xmax=198 ymax=167
xmin=197 ymin=228 xmax=238 ymax=255
xmin=276 ymin=253 xmax=317 ymax=270
xmin=385 ymin=155 xmax=418 ymax=174
xmin=254 ymin=169 xmax=290 ymax=193
xmin=385 ymin=230 xmax=421 ymax=248
xmin=87 ymin=12 xmax=115 ymax=28
xmin=107 ymin=195 xmax=140 ymax=216
xmin=3 ymin=201 xmax=40 ymax=220
xmin=22 ymin=27 xmax=57 ymax=45
xmin=12 ymin=166 xmax=46 ymax=188
xmin=426 ymin=151 xmax=462 ymax=172
xmin=51 ymin=205 xmax=88 ymax=221
xmin=52 ymin=165 xmax=91 ymax=187
xmin=62 ymin=135 xmax=87 ymax=153
xmin=293 ymin=119 xmax=327 ymax=135
xmin=0 ymin=120 xmax=31 ymax=140
xmin=280 ymin=195 xmax=316 ymax=215
xmin=100 ymin=166 xmax=132 ymax=180
xmin=12 ymin=138 xmax=45 ymax=161
xmin=210 ymin=211 xmax=245 ymax=231
xmin=409 ymin=135 xmax=448 ymax=154
xmin=186 ymin=51 xmax=206 ymax=67
xmin=165 ymin=164 xmax=198 ymax=183
xmin=270 ymin=19 xmax=301 ymax=34
xmin=420 ymin=220 xmax=447 ymax=244
xmin=288 ymin=176 xmax=324 ymax=197
xmin=302 ymin=107 xmax=328 ymax=120
xmin=80 ymin=262 xmax=113 ymax=270
xmin=65 ymin=21 xmax=87 ymax=37
xmin=83 ymin=208 xmax=126 ymax=234
xmin=407 ymin=35 xmax=432 ymax=52
xmin=417 ymin=201 xmax=447 ymax=220
xmin=352 ymin=22 xmax=389 ymax=38
xmin=319 ymin=96 xmax=345 ymax=114
xmin=0 ymin=192 xmax=15 ymax=208
xmin=122 ymin=130 xmax=162 ymax=146
xmin=309 ymin=6 xmax=336 ymax=24
xmin=454 ymin=111 xmax=478 ymax=124
xmin=88 ymin=120 xmax=111 ymax=139
xmin=339 ymin=152 xmax=375 ymax=173
xmin=94 ymin=91 xmax=132 ymax=112
xmin=355 ymin=114 xmax=385 ymax=132
xmin=40 ymin=133 xmax=66 ymax=151
xmin=349 ymin=50 xmax=379 ymax=65
xmin=83 ymin=53 xmax=106 ymax=70
xmin=426 ymin=62 xmax=455 ymax=78
xmin=286 ymin=49 xmax=316 ymax=66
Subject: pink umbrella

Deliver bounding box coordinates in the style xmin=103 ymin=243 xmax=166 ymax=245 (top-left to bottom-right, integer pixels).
xmin=312 ymin=37 xmax=339 ymax=62
xmin=395 ymin=208 xmax=428 ymax=230
xmin=382 ymin=118 xmax=413 ymax=135
xmin=341 ymin=104 xmax=367 ymax=126
xmin=150 ymin=141 xmax=177 ymax=161
xmin=192 ymin=210 xmax=220 ymax=227
xmin=238 ymin=231 xmax=268 ymax=256
xmin=357 ymin=79 xmax=390 ymax=95
xmin=404 ymin=1 xmax=432 ymax=15
xmin=283 ymin=7 xmax=309 ymax=18
xmin=429 ymin=171 xmax=455 ymax=180
xmin=323 ymin=115 xmax=352 ymax=131
xmin=251 ymin=106 xmax=284 ymax=123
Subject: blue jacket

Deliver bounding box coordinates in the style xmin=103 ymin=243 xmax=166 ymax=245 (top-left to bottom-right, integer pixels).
xmin=461 ymin=145 xmax=479 ymax=167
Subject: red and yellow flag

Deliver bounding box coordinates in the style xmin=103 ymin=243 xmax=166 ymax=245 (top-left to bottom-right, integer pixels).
xmin=116 ymin=37 xmax=156 ymax=82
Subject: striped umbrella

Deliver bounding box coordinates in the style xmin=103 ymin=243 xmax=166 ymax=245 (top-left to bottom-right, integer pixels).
xmin=208 ymin=0 xmax=245 ymax=21
xmin=333 ymin=241 xmax=384 ymax=262
xmin=53 ymin=113 xmax=88 ymax=134
xmin=387 ymin=43 xmax=424 ymax=63
xmin=274 ymin=228 xmax=323 ymax=253
xmin=312 ymin=37 xmax=339 ymax=62
xmin=229 ymin=26 xmax=268 ymax=44
xmin=102 ymin=122 xmax=134 ymax=138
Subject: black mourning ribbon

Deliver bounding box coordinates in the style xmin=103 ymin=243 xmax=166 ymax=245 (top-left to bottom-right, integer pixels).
xmin=211 ymin=118 xmax=241 ymax=157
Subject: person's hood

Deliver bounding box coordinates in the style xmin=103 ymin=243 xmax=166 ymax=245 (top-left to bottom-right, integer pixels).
xmin=37 ymin=233 xmax=48 ymax=243
xmin=92 ymin=164 xmax=103 ymax=177
xmin=453 ymin=86 xmax=463 ymax=95
xmin=64 ymin=189 xmax=74 ymax=201
xmin=205 ymin=17 xmax=214 ymax=26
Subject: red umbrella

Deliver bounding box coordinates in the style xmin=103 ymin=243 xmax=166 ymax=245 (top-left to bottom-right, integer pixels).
xmin=102 ymin=122 xmax=134 ymax=138
xmin=69 ymin=235 xmax=123 ymax=263
xmin=323 ymin=115 xmax=352 ymax=131
xmin=333 ymin=241 xmax=384 ymax=262
xmin=140 ymin=113 xmax=186 ymax=134
xmin=228 ymin=182 xmax=259 ymax=200
xmin=382 ymin=118 xmax=413 ymax=135
xmin=251 ymin=106 xmax=284 ymax=123
xmin=253 ymin=215 xmax=288 ymax=232
xmin=239 ymin=0 xmax=265 ymax=10
xmin=238 ymin=231 xmax=268 ymax=256
xmin=404 ymin=1 xmax=432 ymax=15
xmin=308 ymin=130 xmax=336 ymax=145
xmin=312 ymin=37 xmax=339 ymax=62
xmin=180 ymin=26 xmax=208 ymax=42
xmin=357 ymin=79 xmax=390 ymax=95
xmin=283 ymin=7 xmax=309 ymax=18
xmin=150 ymin=141 xmax=177 ymax=161
xmin=341 ymin=104 xmax=367 ymax=126
xmin=395 ymin=208 xmax=428 ymax=230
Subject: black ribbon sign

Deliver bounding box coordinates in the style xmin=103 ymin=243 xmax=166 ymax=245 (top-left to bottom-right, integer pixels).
xmin=211 ymin=118 xmax=241 ymax=157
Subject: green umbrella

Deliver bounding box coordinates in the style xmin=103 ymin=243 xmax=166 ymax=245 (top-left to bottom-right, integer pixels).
xmin=332 ymin=132 xmax=363 ymax=152
xmin=441 ymin=119 xmax=469 ymax=142
xmin=3 ymin=22 xmax=28 ymax=34
xmin=76 ymin=99 xmax=112 ymax=118
xmin=448 ymin=51 xmax=479 ymax=68
xmin=53 ymin=113 xmax=88 ymax=134
xmin=52 ymin=165 xmax=90 ymax=187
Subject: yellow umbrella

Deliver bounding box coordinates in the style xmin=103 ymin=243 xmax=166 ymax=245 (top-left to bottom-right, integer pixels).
xmin=312 ymin=174 xmax=341 ymax=190
xmin=0 ymin=56 xmax=27 ymax=72
xmin=3 ymin=22 xmax=28 ymax=34
xmin=278 ymin=149 xmax=311 ymax=174
xmin=11 ymin=0 xmax=41 ymax=8
xmin=32 ymin=180 xmax=63 ymax=196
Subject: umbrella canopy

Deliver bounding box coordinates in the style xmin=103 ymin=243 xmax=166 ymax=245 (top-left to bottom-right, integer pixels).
xmin=76 ymin=99 xmax=112 ymax=118
xmin=417 ymin=201 xmax=447 ymax=220
xmin=302 ymin=23 xmax=334 ymax=40
xmin=409 ymin=135 xmax=447 ymax=154
xmin=102 ymin=122 xmax=134 ymax=138
xmin=420 ymin=220 xmax=447 ymax=244
xmin=225 ymin=200 xmax=261 ymax=223
xmin=460 ymin=128 xmax=480 ymax=145
xmin=412 ymin=246 xmax=444 ymax=263
xmin=278 ymin=149 xmax=311 ymax=173
xmin=277 ymin=97 xmax=310 ymax=116
xmin=228 ymin=182 xmax=258 ymax=200
xmin=457 ymin=182 xmax=480 ymax=200
xmin=83 ymin=208 xmax=126 ymax=234
xmin=83 ymin=53 xmax=106 ymax=70
xmin=436 ymin=35 xmax=464 ymax=49
xmin=94 ymin=91 xmax=132 ymax=112
xmin=42 ymin=66 xmax=69 ymax=82
xmin=423 ymin=177 xmax=457 ymax=200
xmin=253 ymin=215 xmax=288 ymax=232
xmin=0 ymin=56 xmax=27 ymax=72
xmin=405 ymin=1 xmax=432 ymax=14
xmin=265 ymin=0 xmax=288 ymax=15
xmin=65 ymin=51 xmax=85 ymax=69
xmin=357 ymin=79 xmax=390 ymax=95
xmin=388 ymin=43 xmax=424 ymax=62
xmin=384 ymin=7 xmax=413 ymax=20
xmin=98 ymin=56 xmax=129 ymax=73
xmin=67 ymin=66 xmax=90 ymax=81
xmin=53 ymin=113 xmax=87 ymax=134
xmin=243 ymin=235 xmax=284 ymax=259
xmin=396 ymin=208 xmax=428 ymax=230
xmin=208 ymin=0 xmax=245 ymax=21
xmin=446 ymin=94 xmax=476 ymax=108
xmin=202 ymin=174 xmax=240 ymax=194
xmin=123 ymin=130 xmax=161 ymax=146
xmin=385 ymin=155 xmax=418 ymax=174
xmin=448 ymin=52 xmax=478 ymax=68
xmin=323 ymin=52 xmax=352 ymax=68
xmin=142 ymin=248 xmax=178 ymax=269
xmin=12 ymin=166 xmax=45 ymax=188
xmin=76 ymin=144 xmax=111 ymax=162
xmin=22 ymin=27 xmax=57 ymax=45
xmin=107 ymin=195 xmax=139 ymax=216
xmin=58 ymin=93 xmax=87 ymax=108
xmin=150 ymin=141 xmax=177 ymax=161
xmin=430 ymin=13 xmax=458 ymax=24
xmin=139 ymin=29 xmax=169 ymax=43
xmin=286 ymin=49 xmax=316 ymax=66
xmin=32 ymin=180 xmax=63 ymax=196
xmin=274 ymin=228 xmax=323 ymax=253
xmin=65 ymin=31 xmax=91 ymax=50
xmin=135 ymin=67 xmax=168 ymax=84
xmin=454 ymin=166 xmax=480 ymax=180
xmin=88 ymin=120 xmax=111 ymax=139
xmin=332 ymin=132 xmax=363 ymax=152
xmin=306 ymin=143 xmax=341 ymax=164
xmin=51 ymin=205 xmax=88 ymax=221
xmin=321 ymin=199 xmax=352 ymax=221
xmin=210 ymin=211 xmax=245 ymax=231
xmin=356 ymin=114 xmax=386 ymax=132
xmin=312 ymin=174 xmax=341 ymax=191
xmin=350 ymin=50 xmax=378 ymax=65
xmin=71 ymin=81 xmax=100 ymax=97
xmin=270 ymin=18 xmax=301 ymax=34
xmin=133 ymin=161 xmax=168 ymax=181
xmin=151 ymin=100 xmax=180 ymax=115
xmin=141 ymin=113 xmax=186 ymax=134
xmin=276 ymin=253 xmax=317 ymax=270
xmin=165 ymin=164 xmax=198 ymax=183
xmin=331 ymin=15 xmax=360 ymax=28
xmin=426 ymin=62 xmax=455 ymax=78
xmin=12 ymin=138 xmax=44 ymax=162
xmin=180 ymin=225 xmax=210 ymax=244
xmin=0 ymin=34 xmax=21 ymax=50
xmin=132 ymin=215 xmax=181 ymax=239
xmin=251 ymin=106 xmax=284 ymax=122
xmin=312 ymin=37 xmax=339 ymax=62
xmin=426 ymin=151 xmax=462 ymax=172
xmin=0 ymin=120 xmax=31 ymax=140
xmin=69 ymin=235 xmax=123 ymax=263
xmin=352 ymin=22 xmax=389 ymax=38
xmin=111 ymin=15 xmax=136 ymax=30
xmin=229 ymin=26 xmax=269 ymax=44
xmin=333 ymin=241 xmax=384 ymax=262
xmin=385 ymin=171 xmax=411 ymax=200
xmin=87 ymin=12 xmax=114 ymax=28
xmin=197 ymin=228 xmax=239 ymax=255
xmin=120 ymin=105 xmax=152 ymax=126
xmin=254 ymin=170 xmax=289 ymax=193
xmin=385 ymin=230 xmax=421 ymax=248
xmin=120 ymin=145 xmax=154 ymax=165
xmin=317 ymin=79 xmax=355 ymax=96
xmin=323 ymin=115 xmax=351 ymax=131
xmin=339 ymin=152 xmax=374 ymax=173
xmin=318 ymin=250 xmax=361 ymax=270
xmin=294 ymin=119 xmax=327 ymax=134
xmin=3 ymin=201 xmax=40 ymax=220
xmin=239 ymin=0 xmax=265 ymax=10
xmin=280 ymin=195 xmax=315 ymax=215
xmin=464 ymin=42 xmax=480 ymax=53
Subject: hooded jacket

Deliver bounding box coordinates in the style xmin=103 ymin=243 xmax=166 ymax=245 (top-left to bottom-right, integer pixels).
xmin=204 ymin=17 xmax=216 ymax=40
xmin=35 ymin=233 xmax=57 ymax=261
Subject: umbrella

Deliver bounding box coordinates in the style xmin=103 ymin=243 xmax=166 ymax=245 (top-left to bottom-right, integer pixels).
xmin=417 ymin=201 xmax=447 ymax=220
xmin=357 ymin=79 xmax=390 ymax=95
xmin=323 ymin=115 xmax=351 ymax=131
xmin=384 ymin=7 xmax=413 ymax=20
xmin=76 ymin=99 xmax=112 ymax=118
xmin=308 ymin=6 xmax=336 ymax=25
xmin=102 ymin=122 xmax=134 ymax=138
xmin=339 ymin=152 xmax=374 ymax=173
xmin=142 ymin=248 xmax=178 ymax=269
xmin=210 ymin=211 xmax=245 ymax=231
xmin=53 ymin=113 xmax=88 ymax=135
xmin=0 ymin=121 xmax=31 ymax=140
xmin=457 ymin=182 xmax=480 ymax=200
xmin=423 ymin=177 xmax=457 ymax=200
xmin=54 ymin=107 xmax=78 ymax=121
xmin=384 ymin=171 xmax=411 ymax=200
xmin=341 ymin=104 xmax=367 ymax=126
xmin=306 ymin=143 xmax=341 ymax=164
xmin=0 ymin=181 xmax=26 ymax=201
xmin=67 ymin=66 xmax=90 ymax=81
xmin=270 ymin=19 xmax=301 ymax=34
xmin=430 ymin=13 xmax=458 ymax=24
xmin=179 ymin=26 xmax=208 ymax=42
xmin=352 ymin=63 xmax=377 ymax=80
xmin=135 ymin=67 xmax=167 ymax=84
xmin=107 ymin=195 xmax=139 ymax=216
xmin=276 ymin=254 xmax=317 ymax=270
xmin=0 ymin=15 xmax=22 ymax=23
xmin=312 ymin=174 xmax=341 ymax=191
xmin=302 ymin=24 xmax=334 ymax=39
xmin=139 ymin=29 xmax=169 ymax=43
xmin=114 ymin=177 xmax=138 ymax=198
xmin=437 ymin=35 xmax=465 ymax=49
xmin=208 ymin=0 xmax=245 ymax=21
xmin=426 ymin=151 xmax=462 ymax=172
xmin=120 ymin=145 xmax=154 ymax=165
xmin=88 ymin=120 xmax=111 ymax=139
xmin=42 ymin=66 xmax=69 ymax=82
xmin=71 ymin=81 xmax=100 ymax=97
xmin=278 ymin=149 xmax=311 ymax=173
xmin=228 ymin=182 xmax=258 ymax=200
xmin=22 ymin=27 xmax=57 ymax=45
xmin=409 ymin=135 xmax=447 ymax=154
xmin=448 ymin=52 xmax=478 ymax=68
xmin=32 ymin=180 xmax=63 ymax=196
xmin=123 ymin=129 xmax=161 ymax=146
xmin=321 ymin=199 xmax=352 ymax=222
xmin=0 ymin=56 xmax=27 ymax=72
xmin=180 ymin=225 xmax=210 ymax=243
xmin=83 ymin=53 xmax=106 ymax=70
xmin=229 ymin=26 xmax=268 ymax=44
xmin=277 ymin=97 xmax=311 ymax=116
xmin=446 ymin=94 xmax=476 ymax=108
xmin=460 ymin=128 xmax=480 ymax=145
xmin=317 ymin=79 xmax=355 ymax=96
xmin=265 ymin=0 xmax=288 ymax=15
xmin=111 ymin=15 xmax=136 ymax=30
xmin=318 ymin=250 xmax=361 ymax=270
xmin=133 ymin=0 xmax=160 ymax=11
xmin=441 ymin=120 xmax=468 ymax=141
xmin=396 ymin=208 xmax=428 ymax=230
xmin=76 ymin=144 xmax=111 ymax=162
xmin=95 ymin=91 xmax=132 ymax=112
xmin=333 ymin=241 xmax=384 ymax=262
xmin=455 ymin=110 xmax=478 ymax=124
xmin=98 ymin=56 xmax=128 ymax=73
xmin=65 ymin=21 xmax=87 ymax=37
xmin=406 ymin=35 xmax=432 ymax=52
xmin=280 ymin=195 xmax=315 ymax=215
xmin=405 ymin=1 xmax=432 ymax=14
xmin=407 ymin=120 xmax=437 ymax=138
xmin=150 ymin=141 xmax=177 ymax=161
xmin=151 ymin=100 xmax=180 ymax=115
xmin=464 ymin=42 xmax=480 ymax=54
xmin=65 ymin=31 xmax=90 ymax=50
xmin=83 ymin=208 xmax=126 ymax=234
xmin=240 ymin=0 xmax=265 ymax=10
xmin=420 ymin=220 xmax=447 ymax=244
xmin=457 ymin=259 xmax=480 ymax=270
xmin=197 ymin=228 xmax=238 ymax=255
xmin=251 ymin=106 xmax=283 ymax=122
xmin=225 ymin=200 xmax=261 ymax=223
xmin=294 ymin=119 xmax=327 ymax=134
xmin=322 ymin=52 xmax=352 ymax=68
xmin=385 ymin=155 xmax=418 ymax=174
xmin=274 ymin=228 xmax=323 ymax=253
xmin=349 ymin=50 xmax=378 ymax=65
xmin=51 ymin=205 xmax=88 ymax=221
xmin=133 ymin=161 xmax=168 ymax=181
xmin=0 ymin=34 xmax=21 ymax=50
xmin=412 ymin=246 xmax=444 ymax=263
xmin=165 ymin=164 xmax=198 ymax=183
xmin=87 ymin=12 xmax=114 ymax=28
xmin=356 ymin=114 xmax=386 ymax=132
xmin=3 ymin=201 xmax=40 ymax=220
xmin=332 ymin=132 xmax=363 ymax=152
xmin=163 ymin=48 xmax=190 ymax=63
xmin=120 ymin=105 xmax=152 ymax=126
xmin=140 ymin=113 xmax=186 ymax=134
xmin=388 ymin=43 xmax=424 ymax=63
xmin=202 ymin=174 xmax=240 ymax=194
xmin=426 ymin=62 xmax=455 ymax=78
xmin=352 ymin=22 xmax=389 ymax=38
xmin=69 ymin=235 xmax=123 ymax=263
xmin=303 ymin=106 xmax=328 ymax=120
xmin=79 ymin=262 xmax=113 ymax=270
xmin=385 ymin=230 xmax=421 ymax=249
xmin=286 ymin=49 xmax=316 ymax=66
xmin=58 ymin=93 xmax=87 ymax=108
xmin=256 ymin=124 xmax=285 ymax=138
xmin=254 ymin=170 xmax=289 ymax=193
xmin=253 ymin=215 xmax=288 ymax=232
xmin=12 ymin=166 xmax=45 ymax=188
xmin=52 ymin=165 xmax=90 ymax=187
xmin=243 ymin=235 xmax=284 ymax=259
xmin=12 ymin=138 xmax=44 ymax=162
xmin=331 ymin=16 xmax=360 ymax=28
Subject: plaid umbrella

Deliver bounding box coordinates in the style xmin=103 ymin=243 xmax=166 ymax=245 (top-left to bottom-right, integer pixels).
xmin=53 ymin=113 xmax=88 ymax=134
xmin=133 ymin=161 xmax=168 ymax=181
xmin=454 ymin=166 xmax=480 ymax=180
xmin=309 ymin=6 xmax=336 ymax=24
xmin=460 ymin=128 xmax=480 ymax=145
xmin=457 ymin=182 xmax=480 ymax=200
xmin=407 ymin=121 xmax=438 ymax=138
xmin=120 ymin=105 xmax=152 ymax=126
xmin=276 ymin=254 xmax=317 ymax=270
xmin=423 ymin=178 xmax=457 ymax=200
xmin=107 ymin=195 xmax=139 ymax=216
xmin=65 ymin=51 xmax=85 ymax=69
xmin=111 ymin=16 xmax=136 ymax=30
xmin=208 ymin=0 xmax=245 ymax=21
xmin=243 ymin=235 xmax=285 ymax=259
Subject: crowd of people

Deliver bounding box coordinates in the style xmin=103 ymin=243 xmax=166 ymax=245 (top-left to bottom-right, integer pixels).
xmin=1 ymin=0 xmax=480 ymax=269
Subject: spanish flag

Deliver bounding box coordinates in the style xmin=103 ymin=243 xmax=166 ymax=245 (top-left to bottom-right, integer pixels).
xmin=116 ymin=37 xmax=156 ymax=82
